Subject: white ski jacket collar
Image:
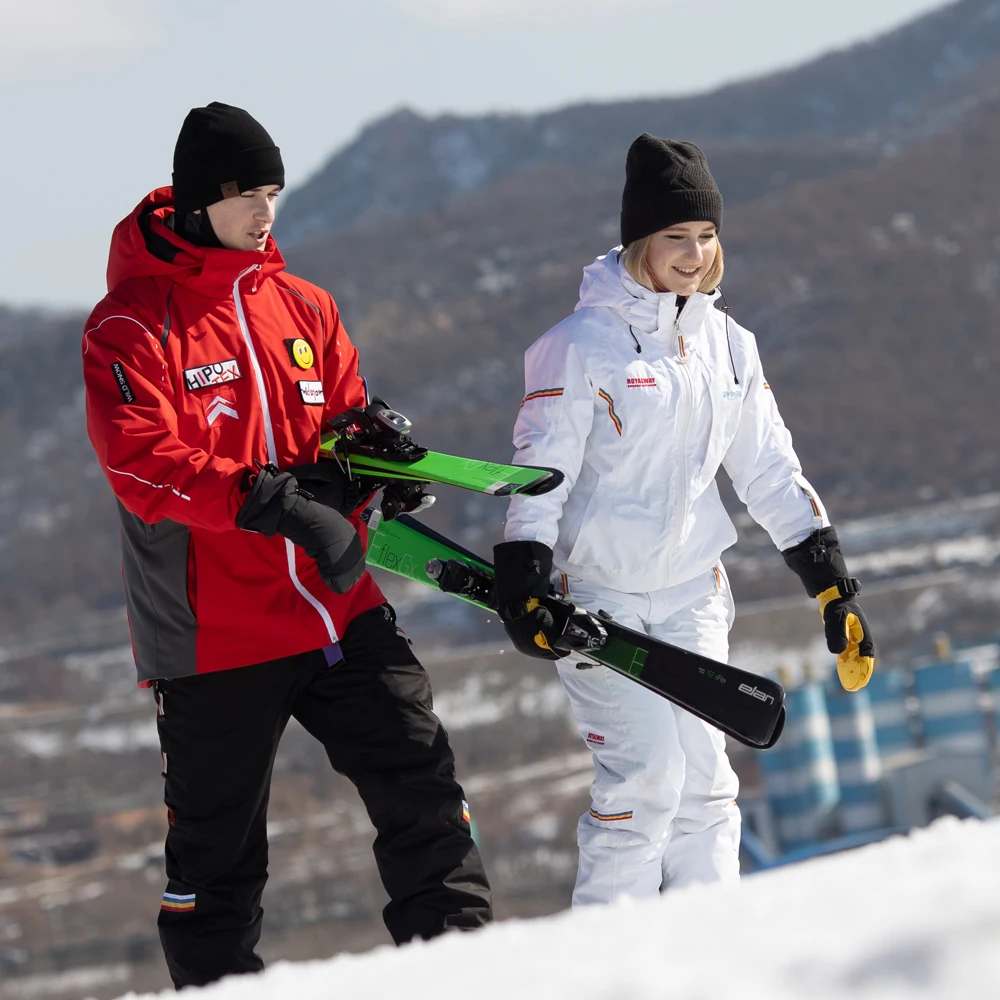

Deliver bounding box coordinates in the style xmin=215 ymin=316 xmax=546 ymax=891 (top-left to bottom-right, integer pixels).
xmin=574 ymin=248 xmax=719 ymax=342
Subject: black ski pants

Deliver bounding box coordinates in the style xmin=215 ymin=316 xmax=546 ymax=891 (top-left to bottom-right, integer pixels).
xmin=153 ymin=603 xmax=492 ymax=990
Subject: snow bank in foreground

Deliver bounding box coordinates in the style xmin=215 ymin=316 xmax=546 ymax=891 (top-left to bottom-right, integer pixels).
xmin=113 ymin=817 xmax=1000 ymax=1000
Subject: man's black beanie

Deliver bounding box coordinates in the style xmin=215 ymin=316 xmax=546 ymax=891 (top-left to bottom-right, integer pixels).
xmin=172 ymin=102 xmax=284 ymax=214
xmin=620 ymin=134 xmax=722 ymax=246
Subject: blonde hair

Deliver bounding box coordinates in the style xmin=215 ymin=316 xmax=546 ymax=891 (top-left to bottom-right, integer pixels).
xmin=622 ymin=234 xmax=724 ymax=295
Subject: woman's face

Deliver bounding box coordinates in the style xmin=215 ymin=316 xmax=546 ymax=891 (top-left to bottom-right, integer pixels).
xmin=644 ymin=221 xmax=718 ymax=296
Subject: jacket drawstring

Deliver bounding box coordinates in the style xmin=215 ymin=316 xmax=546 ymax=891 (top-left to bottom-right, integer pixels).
xmin=718 ymin=288 xmax=740 ymax=385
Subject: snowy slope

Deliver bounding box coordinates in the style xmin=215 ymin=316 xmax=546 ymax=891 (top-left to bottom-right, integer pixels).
xmin=112 ymin=817 xmax=1000 ymax=1000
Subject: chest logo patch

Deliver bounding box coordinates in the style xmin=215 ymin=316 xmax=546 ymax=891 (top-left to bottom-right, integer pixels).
xmin=184 ymin=359 xmax=241 ymax=391
xmin=626 ymin=377 xmax=658 ymax=389
xmin=287 ymin=338 xmax=315 ymax=370
xmin=298 ymin=380 xmax=325 ymax=406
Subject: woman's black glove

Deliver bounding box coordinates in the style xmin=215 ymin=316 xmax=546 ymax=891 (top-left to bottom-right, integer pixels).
xmin=237 ymin=464 xmax=365 ymax=594
xmin=493 ymin=540 xmax=568 ymax=660
xmin=781 ymin=526 xmax=875 ymax=691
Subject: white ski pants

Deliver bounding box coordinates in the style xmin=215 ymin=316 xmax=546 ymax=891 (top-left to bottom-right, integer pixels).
xmin=556 ymin=566 xmax=741 ymax=906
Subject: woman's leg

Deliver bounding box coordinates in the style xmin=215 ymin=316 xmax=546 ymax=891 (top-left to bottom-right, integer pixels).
xmin=646 ymin=568 xmax=741 ymax=889
xmin=555 ymin=582 xmax=686 ymax=905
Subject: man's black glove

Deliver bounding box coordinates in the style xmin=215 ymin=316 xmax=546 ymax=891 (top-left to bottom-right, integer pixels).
xmin=782 ymin=526 xmax=876 ymax=691
xmin=493 ymin=540 xmax=568 ymax=660
xmin=237 ymin=464 xmax=365 ymax=594
xmin=287 ymin=461 xmax=435 ymax=522
xmin=286 ymin=461 xmax=374 ymax=516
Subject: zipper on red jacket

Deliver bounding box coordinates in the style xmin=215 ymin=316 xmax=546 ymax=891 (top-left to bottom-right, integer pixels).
xmin=231 ymin=265 xmax=339 ymax=644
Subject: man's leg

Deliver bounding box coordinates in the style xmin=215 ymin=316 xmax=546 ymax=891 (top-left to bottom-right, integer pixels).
xmin=292 ymin=605 xmax=492 ymax=944
xmin=155 ymin=658 xmax=299 ymax=988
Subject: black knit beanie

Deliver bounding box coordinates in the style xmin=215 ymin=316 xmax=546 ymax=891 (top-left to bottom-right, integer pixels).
xmin=620 ymin=134 xmax=722 ymax=246
xmin=172 ymin=102 xmax=284 ymax=214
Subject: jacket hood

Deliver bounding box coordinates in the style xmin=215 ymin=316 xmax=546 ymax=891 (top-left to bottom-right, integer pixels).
xmin=106 ymin=187 xmax=286 ymax=298
xmin=574 ymin=246 xmax=718 ymax=338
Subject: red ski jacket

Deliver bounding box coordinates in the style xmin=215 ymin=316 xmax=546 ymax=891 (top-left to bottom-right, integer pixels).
xmin=83 ymin=188 xmax=384 ymax=684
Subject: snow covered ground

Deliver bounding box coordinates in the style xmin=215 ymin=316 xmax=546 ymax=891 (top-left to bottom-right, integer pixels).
xmin=109 ymin=817 xmax=1000 ymax=1000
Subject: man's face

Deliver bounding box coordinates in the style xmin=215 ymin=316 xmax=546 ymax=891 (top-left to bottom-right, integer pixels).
xmin=204 ymin=185 xmax=281 ymax=251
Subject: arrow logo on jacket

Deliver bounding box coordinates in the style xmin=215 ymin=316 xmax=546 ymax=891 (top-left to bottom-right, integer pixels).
xmin=205 ymin=395 xmax=239 ymax=425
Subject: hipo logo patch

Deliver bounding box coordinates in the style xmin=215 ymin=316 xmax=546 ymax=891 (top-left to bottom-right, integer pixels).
xmin=184 ymin=358 xmax=242 ymax=391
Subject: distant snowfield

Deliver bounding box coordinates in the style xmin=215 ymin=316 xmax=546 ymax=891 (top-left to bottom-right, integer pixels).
xmin=113 ymin=817 xmax=1000 ymax=1000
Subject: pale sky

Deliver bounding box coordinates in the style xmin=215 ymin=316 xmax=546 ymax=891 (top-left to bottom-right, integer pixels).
xmin=1 ymin=0 xmax=945 ymax=310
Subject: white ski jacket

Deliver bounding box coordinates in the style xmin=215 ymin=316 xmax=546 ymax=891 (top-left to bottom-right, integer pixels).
xmin=504 ymin=248 xmax=829 ymax=594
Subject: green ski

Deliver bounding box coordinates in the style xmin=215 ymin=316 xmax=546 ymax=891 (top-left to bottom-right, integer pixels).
xmin=361 ymin=510 xmax=786 ymax=750
xmin=319 ymin=401 xmax=563 ymax=497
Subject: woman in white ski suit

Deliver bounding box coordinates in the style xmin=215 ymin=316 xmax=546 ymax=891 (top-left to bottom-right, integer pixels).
xmin=493 ymin=134 xmax=876 ymax=906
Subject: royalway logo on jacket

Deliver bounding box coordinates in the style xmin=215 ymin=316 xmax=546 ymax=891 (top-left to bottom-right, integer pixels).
xmin=626 ymin=376 xmax=658 ymax=389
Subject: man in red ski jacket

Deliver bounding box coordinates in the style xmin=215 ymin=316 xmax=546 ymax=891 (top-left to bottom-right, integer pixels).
xmin=82 ymin=102 xmax=492 ymax=989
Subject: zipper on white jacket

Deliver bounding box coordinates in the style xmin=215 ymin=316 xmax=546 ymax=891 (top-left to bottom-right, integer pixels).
xmin=232 ymin=265 xmax=338 ymax=643
xmin=667 ymin=360 xmax=693 ymax=559
xmin=664 ymin=311 xmax=693 ymax=560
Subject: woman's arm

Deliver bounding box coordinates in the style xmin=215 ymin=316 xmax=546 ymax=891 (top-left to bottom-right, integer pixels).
xmin=504 ymin=325 xmax=595 ymax=545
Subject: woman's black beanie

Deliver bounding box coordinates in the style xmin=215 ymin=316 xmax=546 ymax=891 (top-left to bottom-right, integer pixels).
xmin=620 ymin=134 xmax=723 ymax=246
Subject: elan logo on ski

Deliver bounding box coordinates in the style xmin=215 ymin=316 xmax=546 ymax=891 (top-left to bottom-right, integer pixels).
xmin=738 ymin=683 xmax=775 ymax=705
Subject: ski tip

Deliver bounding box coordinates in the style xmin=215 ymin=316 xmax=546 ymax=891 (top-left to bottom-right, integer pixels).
xmin=513 ymin=467 xmax=566 ymax=497
xmin=756 ymin=706 xmax=787 ymax=750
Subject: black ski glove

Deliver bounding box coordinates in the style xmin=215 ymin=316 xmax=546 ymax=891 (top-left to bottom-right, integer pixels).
xmin=782 ymin=526 xmax=876 ymax=691
xmin=493 ymin=540 xmax=569 ymax=660
xmin=237 ymin=464 xmax=365 ymax=594
xmin=288 ymin=461 xmax=434 ymax=522
xmin=286 ymin=461 xmax=374 ymax=516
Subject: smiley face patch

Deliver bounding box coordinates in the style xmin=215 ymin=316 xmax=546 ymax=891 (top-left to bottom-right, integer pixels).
xmin=286 ymin=338 xmax=314 ymax=370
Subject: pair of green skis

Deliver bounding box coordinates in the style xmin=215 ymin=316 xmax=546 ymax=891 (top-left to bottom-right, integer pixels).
xmin=319 ymin=405 xmax=786 ymax=749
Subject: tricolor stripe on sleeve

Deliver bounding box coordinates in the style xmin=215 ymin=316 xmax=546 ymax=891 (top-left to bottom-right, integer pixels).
xmin=597 ymin=389 xmax=622 ymax=435
xmin=520 ymin=388 xmax=564 ymax=406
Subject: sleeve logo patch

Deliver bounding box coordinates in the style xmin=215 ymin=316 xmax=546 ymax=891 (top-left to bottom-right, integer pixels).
xmin=286 ymin=338 xmax=315 ymax=370
xmin=111 ymin=362 xmax=135 ymax=404
xmin=298 ymin=380 xmax=325 ymax=405
xmin=184 ymin=359 xmax=242 ymax=391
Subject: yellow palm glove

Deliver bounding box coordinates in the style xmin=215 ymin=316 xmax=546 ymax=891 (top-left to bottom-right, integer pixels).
xmin=817 ymin=583 xmax=875 ymax=691
xmin=782 ymin=527 xmax=876 ymax=693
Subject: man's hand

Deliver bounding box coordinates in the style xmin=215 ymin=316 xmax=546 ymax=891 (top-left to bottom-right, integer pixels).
xmin=237 ymin=464 xmax=365 ymax=594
